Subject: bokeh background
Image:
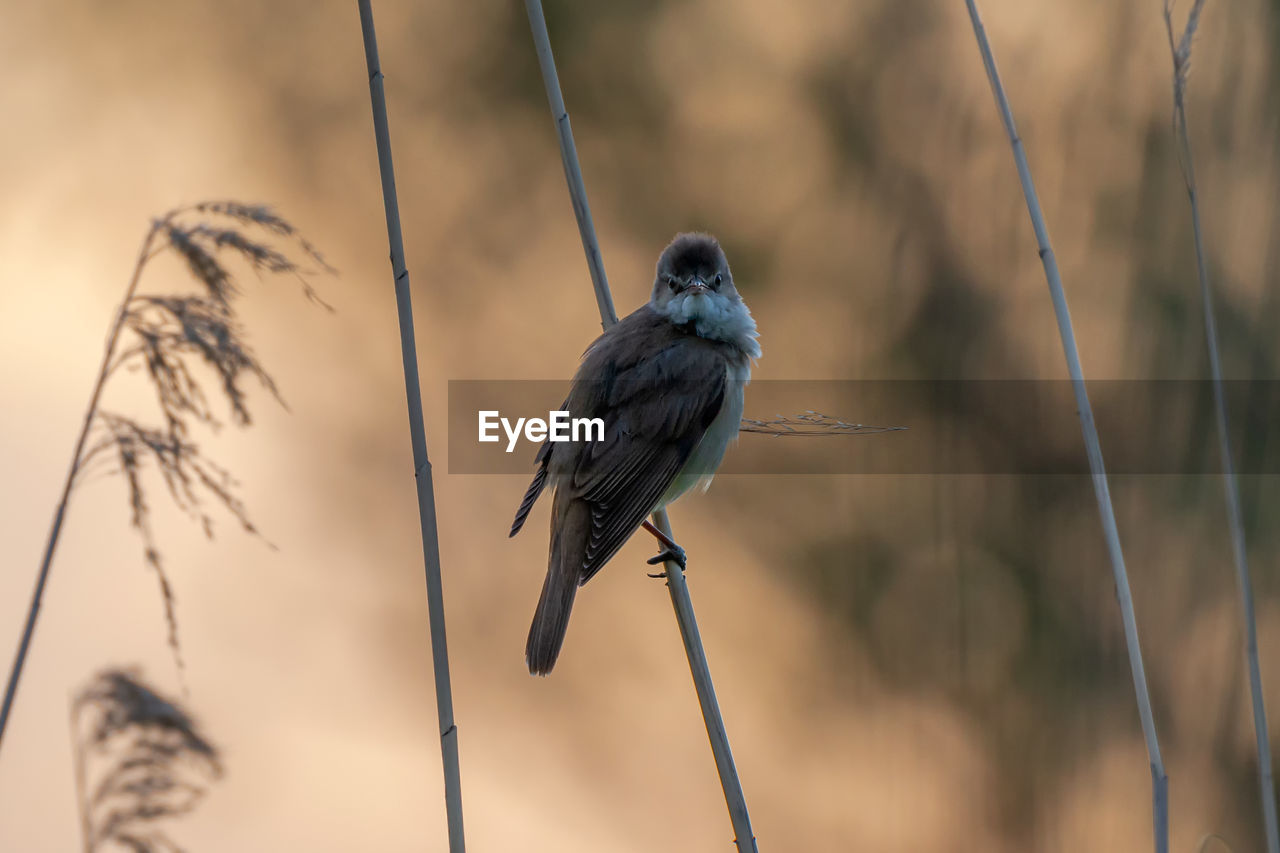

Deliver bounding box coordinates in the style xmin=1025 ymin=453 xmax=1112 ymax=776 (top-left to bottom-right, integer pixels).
xmin=2 ymin=0 xmax=1278 ymax=849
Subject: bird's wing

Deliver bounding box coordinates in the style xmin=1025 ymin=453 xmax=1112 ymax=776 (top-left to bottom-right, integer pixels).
xmin=567 ymin=339 xmax=728 ymax=584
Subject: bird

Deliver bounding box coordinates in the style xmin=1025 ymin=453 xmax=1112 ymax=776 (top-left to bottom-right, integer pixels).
xmin=509 ymin=232 xmax=760 ymax=675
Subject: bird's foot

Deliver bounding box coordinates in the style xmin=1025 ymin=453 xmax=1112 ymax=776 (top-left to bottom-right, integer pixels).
xmin=646 ymin=543 xmax=687 ymax=577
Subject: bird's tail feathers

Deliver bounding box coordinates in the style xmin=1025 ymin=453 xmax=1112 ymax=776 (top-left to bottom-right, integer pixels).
xmin=510 ymin=466 xmax=548 ymax=537
xmin=525 ymin=495 xmax=588 ymax=675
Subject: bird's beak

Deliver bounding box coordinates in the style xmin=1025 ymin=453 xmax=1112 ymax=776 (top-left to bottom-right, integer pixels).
xmin=687 ymin=278 xmax=710 ymax=295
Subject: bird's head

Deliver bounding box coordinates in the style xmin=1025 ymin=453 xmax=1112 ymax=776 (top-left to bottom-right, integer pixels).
xmin=649 ymin=233 xmax=759 ymax=356
xmin=651 ymin=232 xmax=738 ymax=312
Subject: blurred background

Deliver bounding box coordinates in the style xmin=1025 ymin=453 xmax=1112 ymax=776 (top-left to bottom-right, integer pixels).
xmin=1 ymin=0 xmax=1278 ymax=849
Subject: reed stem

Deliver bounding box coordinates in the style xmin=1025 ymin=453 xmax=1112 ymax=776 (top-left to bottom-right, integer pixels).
xmin=0 ymin=224 xmax=159 ymax=756
xmin=1162 ymin=3 xmax=1278 ymax=848
xmin=523 ymin=3 xmax=758 ymax=849
xmin=962 ymin=2 xmax=1168 ymax=849
xmin=356 ymin=3 xmax=466 ymax=849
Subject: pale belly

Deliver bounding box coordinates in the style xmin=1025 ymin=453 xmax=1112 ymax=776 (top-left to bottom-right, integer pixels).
xmin=657 ymin=361 xmax=749 ymax=509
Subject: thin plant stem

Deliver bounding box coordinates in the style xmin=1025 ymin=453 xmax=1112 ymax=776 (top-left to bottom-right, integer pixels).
xmin=355 ymin=3 xmax=466 ymax=851
xmin=0 ymin=224 xmax=160 ymax=755
xmin=523 ymin=0 xmax=618 ymax=331
xmin=523 ymin=2 xmax=758 ymax=850
xmin=962 ymin=2 xmax=1169 ymax=850
xmin=1163 ymin=3 xmax=1279 ymax=849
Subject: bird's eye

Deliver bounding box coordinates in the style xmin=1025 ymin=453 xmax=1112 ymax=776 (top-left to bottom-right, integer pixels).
xmin=713 ymin=273 xmax=723 ymax=289
xmin=667 ymin=275 xmax=679 ymax=291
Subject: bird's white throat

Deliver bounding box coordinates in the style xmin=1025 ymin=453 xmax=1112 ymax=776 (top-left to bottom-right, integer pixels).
xmin=656 ymin=291 xmax=762 ymax=358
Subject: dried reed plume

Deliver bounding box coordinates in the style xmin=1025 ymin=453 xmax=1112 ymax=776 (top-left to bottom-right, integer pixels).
xmin=739 ymin=411 xmax=905 ymax=437
xmin=1163 ymin=2 xmax=1279 ymax=850
xmin=0 ymin=201 xmax=331 ymax=754
xmin=71 ymin=668 xmax=221 ymax=853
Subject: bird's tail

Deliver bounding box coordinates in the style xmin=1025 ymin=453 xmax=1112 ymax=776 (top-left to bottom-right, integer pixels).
xmin=526 ymin=493 xmax=589 ymax=675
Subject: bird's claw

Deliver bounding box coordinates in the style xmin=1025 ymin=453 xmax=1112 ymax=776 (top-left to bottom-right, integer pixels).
xmin=646 ymin=544 xmax=687 ymax=571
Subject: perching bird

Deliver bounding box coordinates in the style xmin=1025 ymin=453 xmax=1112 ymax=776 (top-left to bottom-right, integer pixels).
xmin=510 ymin=233 xmax=760 ymax=674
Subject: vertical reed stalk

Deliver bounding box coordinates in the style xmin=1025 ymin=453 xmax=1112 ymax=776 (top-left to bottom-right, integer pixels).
xmin=523 ymin=2 xmax=758 ymax=850
xmin=1163 ymin=3 xmax=1279 ymax=849
xmin=0 ymin=226 xmax=159 ymax=755
xmin=962 ymin=2 xmax=1168 ymax=850
xmin=356 ymin=3 xmax=466 ymax=850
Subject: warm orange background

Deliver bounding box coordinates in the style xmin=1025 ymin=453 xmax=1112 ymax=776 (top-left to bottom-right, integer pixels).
xmin=1 ymin=1 xmax=1278 ymax=850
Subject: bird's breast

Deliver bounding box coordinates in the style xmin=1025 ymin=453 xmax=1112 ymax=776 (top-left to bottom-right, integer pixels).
xmin=657 ymin=360 xmax=750 ymax=508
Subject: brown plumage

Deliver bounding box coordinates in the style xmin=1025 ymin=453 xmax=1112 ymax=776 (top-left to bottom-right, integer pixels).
xmin=511 ymin=234 xmax=760 ymax=674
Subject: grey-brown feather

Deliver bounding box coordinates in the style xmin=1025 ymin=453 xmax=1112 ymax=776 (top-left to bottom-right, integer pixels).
xmin=513 ymin=304 xmax=745 ymax=673
xmin=514 ymin=230 xmax=759 ymax=674
xmin=581 ymin=447 xmax=685 ymax=582
xmin=509 ymin=439 xmax=553 ymax=537
xmin=525 ymin=488 xmax=589 ymax=675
